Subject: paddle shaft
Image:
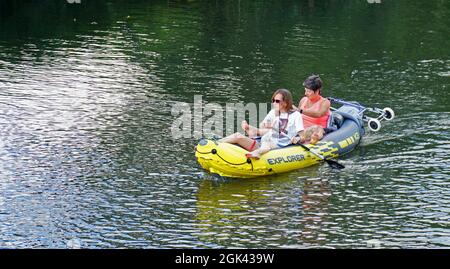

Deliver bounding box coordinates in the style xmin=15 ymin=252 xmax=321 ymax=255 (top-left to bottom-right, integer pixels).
xmin=297 ymin=143 xmax=325 ymax=160
xmin=297 ymin=143 xmax=345 ymax=169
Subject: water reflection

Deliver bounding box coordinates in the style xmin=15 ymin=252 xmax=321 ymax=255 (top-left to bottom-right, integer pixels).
xmin=298 ymin=177 xmax=332 ymax=248
xmin=195 ymin=168 xmax=335 ymax=248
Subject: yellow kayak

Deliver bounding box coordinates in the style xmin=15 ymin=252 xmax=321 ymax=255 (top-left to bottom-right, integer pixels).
xmin=195 ymin=139 xmax=342 ymax=178
xmin=195 ymin=105 xmax=366 ymax=178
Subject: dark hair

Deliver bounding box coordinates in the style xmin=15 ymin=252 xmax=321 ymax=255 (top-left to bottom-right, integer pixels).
xmin=272 ymin=88 xmax=294 ymax=112
xmin=303 ymin=74 xmax=323 ymax=92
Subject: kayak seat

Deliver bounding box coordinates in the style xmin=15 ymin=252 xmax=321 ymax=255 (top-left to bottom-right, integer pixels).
xmin=324 ymin=111 xmax=344 ymax=134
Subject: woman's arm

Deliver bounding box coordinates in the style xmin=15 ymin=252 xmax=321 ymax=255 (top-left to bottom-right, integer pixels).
xmin=290 ymin=112 xmax=305 ymax=144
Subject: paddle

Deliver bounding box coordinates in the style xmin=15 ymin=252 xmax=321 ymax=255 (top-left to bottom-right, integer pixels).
xmin=297 ymin=143 xmax=345 ymax=169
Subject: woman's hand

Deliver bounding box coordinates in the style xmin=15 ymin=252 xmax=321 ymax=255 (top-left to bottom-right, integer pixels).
xmin=291 ymin=136 xmax=301 ymax=144
xmin=291 ymin=131 xmax=306 ymax=144
xmin=261 ymin=120 xmax=275 ymax=129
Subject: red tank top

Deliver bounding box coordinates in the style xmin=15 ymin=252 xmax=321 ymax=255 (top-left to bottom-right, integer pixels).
xmin=299 ymin=96 xmax=331 ymax=128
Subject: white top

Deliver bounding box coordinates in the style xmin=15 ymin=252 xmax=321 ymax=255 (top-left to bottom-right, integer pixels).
xmin=261 ymin=109 xmax=304 ymax=147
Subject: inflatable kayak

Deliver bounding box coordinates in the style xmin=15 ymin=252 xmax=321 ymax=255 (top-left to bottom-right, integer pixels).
xmin=195 ymin=99 xmax=394 ymax=178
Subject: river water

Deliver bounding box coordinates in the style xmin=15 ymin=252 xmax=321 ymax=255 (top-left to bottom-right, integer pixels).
xmin=0 ymin=0 xmax=449 ymax=248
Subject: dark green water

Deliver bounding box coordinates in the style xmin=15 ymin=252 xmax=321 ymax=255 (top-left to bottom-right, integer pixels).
xmin=0 ymin=0 xmax=449 ymax=248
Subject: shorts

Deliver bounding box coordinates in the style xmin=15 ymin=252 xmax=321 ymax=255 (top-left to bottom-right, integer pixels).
xmin=248 ymin=137 xmax=261 ymax=151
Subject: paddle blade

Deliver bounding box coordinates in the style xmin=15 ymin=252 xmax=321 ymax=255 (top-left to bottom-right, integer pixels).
xmin=325 ymin=159 xmax=345 ymax=169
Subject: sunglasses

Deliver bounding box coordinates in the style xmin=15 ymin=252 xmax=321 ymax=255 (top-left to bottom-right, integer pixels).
xmin=272 ymin=98 xmax=283 ymax=104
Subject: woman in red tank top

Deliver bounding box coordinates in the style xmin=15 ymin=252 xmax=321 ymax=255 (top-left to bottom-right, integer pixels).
xmin=292 ymin=75 xmax=331 ymax=144
xmin=295 ymin=75 xmax=331 ymax=128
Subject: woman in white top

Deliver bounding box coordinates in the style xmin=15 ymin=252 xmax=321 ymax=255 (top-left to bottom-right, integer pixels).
xmin=220 ymin=89 xmax=304 ymax=159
